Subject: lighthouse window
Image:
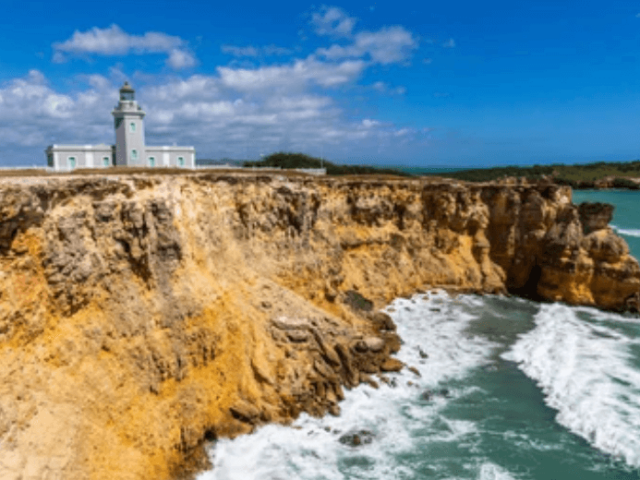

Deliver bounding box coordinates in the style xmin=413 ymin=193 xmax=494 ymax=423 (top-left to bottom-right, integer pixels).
xmin=130 ymin=122 xmax=136 ymax=133
xmin=131 ymin=149 xmax=138 ymax=161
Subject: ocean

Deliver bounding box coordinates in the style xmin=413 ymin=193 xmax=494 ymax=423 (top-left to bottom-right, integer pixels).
xmin=197 ymin=189 xmax=640 ymax=480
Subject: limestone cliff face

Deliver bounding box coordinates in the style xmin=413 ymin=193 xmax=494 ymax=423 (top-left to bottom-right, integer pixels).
xmin=0 ymin=173 xmax=637 ymax=480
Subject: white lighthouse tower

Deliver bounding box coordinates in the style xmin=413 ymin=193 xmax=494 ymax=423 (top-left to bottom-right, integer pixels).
xmin=112 ymin=82 xmax=146 ymax=167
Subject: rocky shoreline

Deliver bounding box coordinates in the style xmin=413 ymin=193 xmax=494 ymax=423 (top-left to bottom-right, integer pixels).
xmin=0 ymin=172 xmax=638 ymax=479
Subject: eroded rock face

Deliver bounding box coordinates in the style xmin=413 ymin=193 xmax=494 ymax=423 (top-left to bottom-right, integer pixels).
xmin=0 ymin=173 xmax=637 ymax=480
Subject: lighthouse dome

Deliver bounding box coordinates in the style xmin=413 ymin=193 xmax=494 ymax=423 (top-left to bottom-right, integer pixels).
xmin=119 ymin=82 xmax=135 ymax=101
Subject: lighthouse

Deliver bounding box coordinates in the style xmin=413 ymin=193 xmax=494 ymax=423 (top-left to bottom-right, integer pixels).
xmin=112 ymin=82 xmax=146 ymax=167
xmin=45 ymin=82 xmax=195 ymax=170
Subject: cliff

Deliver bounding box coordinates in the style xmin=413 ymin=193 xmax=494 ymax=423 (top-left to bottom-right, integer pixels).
xmin=0 ymin=172 xmax=638 ymax=480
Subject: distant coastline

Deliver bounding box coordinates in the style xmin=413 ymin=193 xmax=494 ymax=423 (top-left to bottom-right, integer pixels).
xmin=207 ymin=153 xmax=640 ymax=190
xmin=402 ymin=160 xmax=640 ymax=190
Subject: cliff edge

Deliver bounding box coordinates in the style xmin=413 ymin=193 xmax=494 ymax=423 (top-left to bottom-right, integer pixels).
xmin=0 ymin=173 xmax=638 ymax=479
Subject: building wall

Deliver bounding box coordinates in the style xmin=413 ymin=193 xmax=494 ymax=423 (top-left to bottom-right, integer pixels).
xmin=145 ymin=147 xmax=195 ymax=168
xmin=45 ymin=145 xmax=113 ymax=171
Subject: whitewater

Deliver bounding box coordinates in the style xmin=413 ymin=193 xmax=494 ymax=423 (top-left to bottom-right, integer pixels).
xmin=195 ymin=189 xmax=640 ymax=480
xmin=196 ymin=291 xmax=640 ymax=480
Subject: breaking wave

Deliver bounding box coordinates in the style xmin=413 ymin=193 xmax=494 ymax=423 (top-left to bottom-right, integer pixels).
xmin=503 ymin=303 xmax=640 ymax=467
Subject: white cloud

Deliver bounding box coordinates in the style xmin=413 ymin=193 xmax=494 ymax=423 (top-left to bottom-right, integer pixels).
xmin=53 ymin=25 xmax=196 ymax=70
xmin=166 ymin=48 xmax=196 ymax=69
xmin=362 ymin=119 xmax=380 ymax=128
xmin=221 ymin=44 xmax=292 ymax=57
xmin=442 ymin=38 xmax=456 ymax=48
xmin=311 ymin=6 xmax=357 ymax=37
xmin=0 ymin=69 xmax=415 ymax=165
xmin=2 ymin=8 xmax=430 ymax=165
xmin=0 ymin=71 xmax=116 ymax=157
xmin=217 ymin=56 xmax=366 ymax=92
xmin=317 ymin=26 xmax=417 ymax=65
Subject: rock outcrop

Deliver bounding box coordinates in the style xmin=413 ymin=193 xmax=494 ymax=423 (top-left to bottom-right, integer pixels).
xmin=0 ymin=172 xmax=637 ymax=479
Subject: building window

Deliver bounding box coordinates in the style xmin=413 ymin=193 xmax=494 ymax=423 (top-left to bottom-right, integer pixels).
xmin=130 ymin=122 xmax=136 ymax=133
xmin=148 ymin=157 xmax=155 ymax=167
xmin=178 ymin=156 xmax=185 ymax=167
xmin=103 ymin=157 xmax=110 ymax=167
xmin=131 ymin=149 xmax=138 ymax=161
xmin=68 ymin=157 xmax=76 ymax=169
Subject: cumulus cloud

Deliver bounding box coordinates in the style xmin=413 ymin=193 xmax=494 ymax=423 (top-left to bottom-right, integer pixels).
xmin=317 ymin=26 xmax=417 ymax=65
xmin=311 ymin=6 xmax=357 ymax=37
xmin=217 ymin=57 xmax=367 ymax=92
xmin=221 ymin=44 xmax=292 ymax=57
xmin=0 ymin=68 xmax=422 ymax=165
xmin=3 ymin=7 xmax=430 ymax=165
xmin=0 ymin=70 xmax=117 ymax=166
xmin=53 ymin=25 xmax=196 ymax=70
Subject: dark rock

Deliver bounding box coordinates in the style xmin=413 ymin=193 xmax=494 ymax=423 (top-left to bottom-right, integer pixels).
xmin=382 ymin=332 xmax=402 ymax=353
xmin=338 ymin=430 xmax=375 ymax=447
xmin=578 ymin=202 xmax=614 ymax=234
xmin=328 ymin=404 xmax=341 ymax=416
xmin=379 ymin=375 xmax=397 ymax=388
xmin=407 ymin=366 xmax=421 ymax=377
xmin=344 ymin=290 xmax=373 ymax=312
xmin=369 ymin=312 xmax=397 ymax=332
xmin=229 ymin=400 xmax=260 ymax=424
xmin=418 ymin=348 xmax=428 ymax=359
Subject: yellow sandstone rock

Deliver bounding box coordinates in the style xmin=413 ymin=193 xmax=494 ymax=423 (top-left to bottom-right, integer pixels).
xmin=0 ymin=172 xmax=637 ymax=479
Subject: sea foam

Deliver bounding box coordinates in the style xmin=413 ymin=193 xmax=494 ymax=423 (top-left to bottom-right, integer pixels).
xmin=612 ymin=224 xmax=640 ymax=237
xmin=503 ymin=303 xmax=640 ymax=467
xmin=197 ymin=291 xmax=515 ymax=480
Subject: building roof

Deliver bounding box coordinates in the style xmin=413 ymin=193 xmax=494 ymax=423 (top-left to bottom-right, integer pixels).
xmin=119 ymin=82 xmax=134 ymax=92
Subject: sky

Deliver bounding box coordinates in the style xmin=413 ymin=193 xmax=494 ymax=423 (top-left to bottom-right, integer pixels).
xmin=1 ymin=0 xmax=640 ymax=167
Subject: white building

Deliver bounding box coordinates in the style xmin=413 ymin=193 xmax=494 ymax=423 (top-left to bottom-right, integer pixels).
xmin=45 ymin=82 xmax=195 ymax=170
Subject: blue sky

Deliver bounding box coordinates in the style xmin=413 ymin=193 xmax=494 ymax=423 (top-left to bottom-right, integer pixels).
xmin=1 ymin=0 xmax=639 ymax=167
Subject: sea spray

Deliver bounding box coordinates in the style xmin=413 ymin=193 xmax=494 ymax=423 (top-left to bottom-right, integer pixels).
xmin=197 ymin=293 xmax=640 ymax=479
xmin=197 ymin=291 xmax=512 ymax=480
xmin=503 ymin=303 xmax=640 ymax=467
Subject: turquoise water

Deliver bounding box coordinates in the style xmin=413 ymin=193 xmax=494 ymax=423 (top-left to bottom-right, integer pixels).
xmin=197 ymin=191 xmax=640 ymax=480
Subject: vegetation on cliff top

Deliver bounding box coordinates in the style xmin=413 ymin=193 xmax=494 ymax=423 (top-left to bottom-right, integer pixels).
xmin=424 ymin=160 xmax=640 ymax=189
xmin=242 ymin=153 xmax=640 ymax=188
xmin=243 ymin=152 xmax=410 ymax=177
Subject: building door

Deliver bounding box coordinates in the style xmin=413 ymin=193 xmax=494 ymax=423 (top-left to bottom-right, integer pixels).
xmin=68 ymin=157 xmax=76 ymax=169
xmin=148 ymin=157 xmax=155 ymax=167
xmin=178 ymin=156 xmax=185 ymax=167
xmin=103 ymin=157 xmax=110 ymax=167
